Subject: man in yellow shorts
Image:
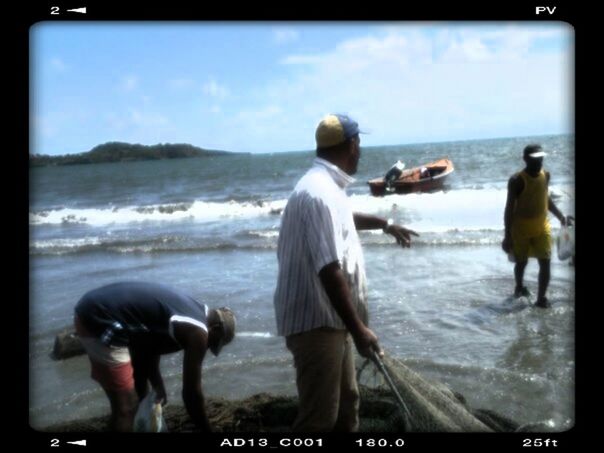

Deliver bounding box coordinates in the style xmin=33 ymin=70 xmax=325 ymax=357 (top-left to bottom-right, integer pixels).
xmin=502 ymin=144 xmax=571 ymax=308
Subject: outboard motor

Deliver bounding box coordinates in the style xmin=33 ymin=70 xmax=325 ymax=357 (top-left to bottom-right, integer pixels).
xmin=384 ymin=160 xmax=405 ymax=191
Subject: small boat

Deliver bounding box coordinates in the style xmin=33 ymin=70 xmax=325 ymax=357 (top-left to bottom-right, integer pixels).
xmin=368 ymin=157 xmax=454 ymax=196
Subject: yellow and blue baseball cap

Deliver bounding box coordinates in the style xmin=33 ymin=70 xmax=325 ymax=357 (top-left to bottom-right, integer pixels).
xmin=315 ymin=114 xmax=364 ymax=149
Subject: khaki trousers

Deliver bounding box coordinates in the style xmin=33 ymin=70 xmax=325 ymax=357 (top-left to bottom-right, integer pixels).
xmin=286 ymin=327 xmax=359 ymax=432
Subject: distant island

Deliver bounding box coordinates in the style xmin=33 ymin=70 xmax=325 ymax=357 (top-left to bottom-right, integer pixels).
xmin=30 ymin=142 xmax=244 ymax=167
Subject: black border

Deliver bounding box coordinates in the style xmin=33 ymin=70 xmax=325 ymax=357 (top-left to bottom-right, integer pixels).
xmin=17 ymin=1 xmax=585 ymax=451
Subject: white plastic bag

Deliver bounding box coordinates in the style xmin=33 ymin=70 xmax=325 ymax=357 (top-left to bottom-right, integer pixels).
xmin=556 ymin=225 xmax=575 ymax=261
xmin=133 ymin=390 xmax=168 ymax=432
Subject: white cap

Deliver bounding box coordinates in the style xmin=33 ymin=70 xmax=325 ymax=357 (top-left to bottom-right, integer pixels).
xmin=527 ymin=150 xmax=547 ymax=158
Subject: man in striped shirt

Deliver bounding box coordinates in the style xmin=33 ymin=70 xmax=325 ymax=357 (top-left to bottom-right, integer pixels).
xmin=274 ymin=114 xmax=418 ymax=432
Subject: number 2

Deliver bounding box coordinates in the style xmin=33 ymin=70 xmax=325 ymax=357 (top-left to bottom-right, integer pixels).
xmin=50 ymin=6 xmax=60 ymax=15
xmin=51 ymin=439 xmax=60 ymax=447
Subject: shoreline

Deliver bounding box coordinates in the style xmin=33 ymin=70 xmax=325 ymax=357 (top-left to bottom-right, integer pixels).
xmin=38 ymin=378 xmax=521 ymax=433
xmin=39 ymin=387 xmax=397 ymax=433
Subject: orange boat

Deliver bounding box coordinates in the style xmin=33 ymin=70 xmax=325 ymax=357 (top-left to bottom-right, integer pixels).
xmin=368 ymin=157 xmax=454 ymax=196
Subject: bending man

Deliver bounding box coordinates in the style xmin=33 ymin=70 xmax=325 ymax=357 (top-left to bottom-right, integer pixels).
xmin=74 ymin=281 xmax=235 ymax=431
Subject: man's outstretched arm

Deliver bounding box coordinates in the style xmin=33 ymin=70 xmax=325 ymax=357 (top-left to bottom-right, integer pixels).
xmin=353 ymin=212 xmax=419 ymax=247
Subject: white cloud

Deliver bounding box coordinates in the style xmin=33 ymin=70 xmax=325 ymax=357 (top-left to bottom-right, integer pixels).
xmin=439 ymin=26 xmax=568 ymax=62
xmin=441 ymin=36 xmax=491 ymax=62
xmin=280 ymin=31 xmax=433 ymax=71
xmin=234 ymin=25 xmax=572 ymax=151
xmin=273 ymin=28 xmax=300 ymax=44
xmin=281 ymin=27 xmax=563 ymax=69
xmin=202 ymin=79 xmax=230 ymax=99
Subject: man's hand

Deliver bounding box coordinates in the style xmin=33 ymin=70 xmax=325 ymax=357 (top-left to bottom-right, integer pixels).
xmin=385 ymin=224 xmax=419 ymax=248
xmin=352 ymin=326 xmax=383 ymax=359
xmin=563 ymin=215 xmax=574 ymax=227
xmin=501 ymin=236 xmax=512 ymax=254
xmin=154 ymin=386 xmax=167 ymax=406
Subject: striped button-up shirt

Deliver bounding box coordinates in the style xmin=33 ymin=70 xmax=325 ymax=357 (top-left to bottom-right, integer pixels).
xmin=274 ymin=157 xmax=368 ymax=336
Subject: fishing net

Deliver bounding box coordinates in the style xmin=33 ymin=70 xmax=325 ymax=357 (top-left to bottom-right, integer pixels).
xmin=356 ymin=351 xmax=519 ymax=432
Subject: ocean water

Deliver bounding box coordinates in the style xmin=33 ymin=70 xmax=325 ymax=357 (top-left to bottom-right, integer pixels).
xmin=28 ymin=134 xmax=575 ymax=431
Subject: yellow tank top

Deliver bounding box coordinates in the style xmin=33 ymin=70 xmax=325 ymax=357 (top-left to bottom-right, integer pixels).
xmin=511 ymin=170 xmax=550 ymax=239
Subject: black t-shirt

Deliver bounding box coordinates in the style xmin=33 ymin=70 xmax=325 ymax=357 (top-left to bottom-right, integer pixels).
xmin=75 ymin=281 xmax=208 ymax=350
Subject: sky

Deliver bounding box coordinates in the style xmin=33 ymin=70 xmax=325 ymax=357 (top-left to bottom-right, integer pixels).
xmin=30 ymin=22 xmax=573 ymax=155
